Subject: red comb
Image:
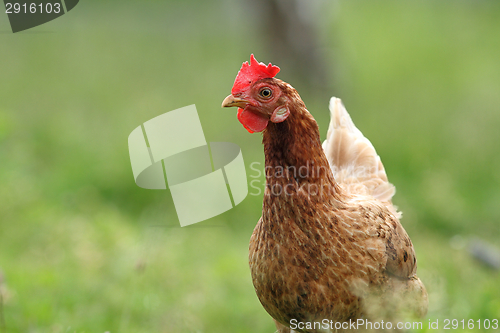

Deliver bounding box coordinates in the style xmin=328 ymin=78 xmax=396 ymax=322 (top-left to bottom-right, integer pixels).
xmin=231 ymin=54 xmax=280 ymax=95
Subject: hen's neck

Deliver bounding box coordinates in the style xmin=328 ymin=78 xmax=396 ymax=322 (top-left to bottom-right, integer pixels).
xmin=261 ymin=94 xmax=342 ymax=207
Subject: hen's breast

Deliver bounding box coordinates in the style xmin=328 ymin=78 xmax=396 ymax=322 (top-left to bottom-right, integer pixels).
xmin=248 ymin=204 xmax=387 ymax=329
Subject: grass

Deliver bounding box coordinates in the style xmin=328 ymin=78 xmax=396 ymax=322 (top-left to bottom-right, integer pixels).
xmin=1 ymin=0 xmax=499 ymax=332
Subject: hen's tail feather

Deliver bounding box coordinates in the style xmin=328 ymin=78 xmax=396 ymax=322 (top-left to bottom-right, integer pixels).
xmin=322 ymin=97 xmax=400 ymax=217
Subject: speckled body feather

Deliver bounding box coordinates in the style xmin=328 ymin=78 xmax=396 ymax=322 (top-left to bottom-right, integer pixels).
xmin=248 ymin=81 xmax=427 ymax=332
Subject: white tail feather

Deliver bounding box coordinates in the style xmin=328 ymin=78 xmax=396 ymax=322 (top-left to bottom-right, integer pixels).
xmin=322 ymin=97 xmax=400 ymax=217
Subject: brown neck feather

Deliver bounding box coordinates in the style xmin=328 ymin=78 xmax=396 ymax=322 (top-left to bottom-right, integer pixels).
xmin=261 ymin=89 xmax=343 ymax=217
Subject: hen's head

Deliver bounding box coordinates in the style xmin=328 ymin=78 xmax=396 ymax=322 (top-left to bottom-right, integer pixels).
xmin=222 ymin=54 xmax=291 ymax=133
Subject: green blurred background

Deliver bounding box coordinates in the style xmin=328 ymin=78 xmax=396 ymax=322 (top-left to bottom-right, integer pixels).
xmin=1 ymin=0 xmax=500 ymax=332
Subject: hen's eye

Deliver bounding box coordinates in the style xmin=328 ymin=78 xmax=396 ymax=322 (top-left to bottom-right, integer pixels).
xmin=259 ymin=88 xmax=272 ymax=98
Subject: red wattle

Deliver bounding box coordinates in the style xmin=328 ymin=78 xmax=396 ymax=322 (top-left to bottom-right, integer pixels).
xmin=237 ymin=108 xmax=269 ymax=133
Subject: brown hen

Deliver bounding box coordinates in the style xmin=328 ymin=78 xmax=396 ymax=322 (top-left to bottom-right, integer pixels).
xmin=222 ymin=55 xmax=427 ymax=332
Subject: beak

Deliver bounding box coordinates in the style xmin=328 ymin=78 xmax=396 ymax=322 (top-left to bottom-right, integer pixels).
xmin=222 ymin=94 xmax=249 ymax=108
